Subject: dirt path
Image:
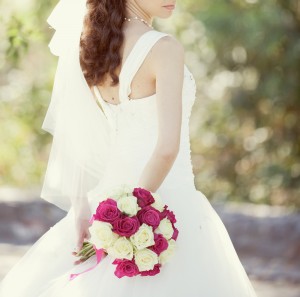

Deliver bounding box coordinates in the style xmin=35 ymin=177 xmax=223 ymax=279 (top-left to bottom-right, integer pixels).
xmin=0 ymin=243 xmax=299 ymax=297
xmin=0 ymin=187 xmax=299 ymax=296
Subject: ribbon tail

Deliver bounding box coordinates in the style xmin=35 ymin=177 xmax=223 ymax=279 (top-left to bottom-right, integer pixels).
xmin=69 ymin=247 xmax=105 ymax=281
xmin=89 ymin=214 xmax=95 ymax=224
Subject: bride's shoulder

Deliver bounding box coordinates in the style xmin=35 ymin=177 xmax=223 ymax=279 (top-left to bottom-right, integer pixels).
xmin=151 ymin=30 xmax=185 ymax=61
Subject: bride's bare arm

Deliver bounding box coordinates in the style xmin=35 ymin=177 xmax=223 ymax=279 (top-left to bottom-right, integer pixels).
xmin=137 ymin=36 xmax=184 ymax=192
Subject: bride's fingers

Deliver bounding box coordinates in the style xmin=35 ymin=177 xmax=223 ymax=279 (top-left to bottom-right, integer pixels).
xmin=76 ymin=233 xmax=84 ymax=251
xmin=86 ymin=229 xmax=91 ymax=240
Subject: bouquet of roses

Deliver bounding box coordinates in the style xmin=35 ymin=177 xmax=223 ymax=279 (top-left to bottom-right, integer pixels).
xmin=71 ymin=184 xmax=178 ymax=279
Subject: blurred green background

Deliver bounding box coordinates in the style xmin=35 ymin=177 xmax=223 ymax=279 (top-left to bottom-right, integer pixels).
xmin=1 ymin=0 xmax=299 ymax=208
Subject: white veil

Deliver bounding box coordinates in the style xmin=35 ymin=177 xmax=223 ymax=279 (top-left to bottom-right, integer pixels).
xmin=40 ymin=0 xmax=112 ymax=217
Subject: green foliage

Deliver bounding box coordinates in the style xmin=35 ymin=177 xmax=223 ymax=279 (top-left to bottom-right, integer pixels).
xmin=6 ymin=15 xmax=34 ymax=64
xmin=182 ymin=0 xmax=300 ymax=208
xmin=1 ymin=0 xmax=299 ymax=208
xmin=0 ymin=0 xmax=56 ymax=186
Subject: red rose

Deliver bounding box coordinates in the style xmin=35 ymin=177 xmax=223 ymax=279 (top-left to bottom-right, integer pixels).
xmin=160 ymin=207 xmax=177 ymax=224
xmin=140 ymin=264 xmax=161 ymax=276
xmin=171 ymin=226 xmax=179 ymax=240
xmin=112 ymin=216 xmax=140 ymax=237
xmin=94 ymin=199 xmax=121 ymax=223
xmin=113 ymin=259 xmax=140 ymax=278
xmin=133 ymin=187 xmax=155 ymax=208
xmin=137 ymin=206 xmax=161 ymax=229
xmin=149 ymin=233 xmax=169 ymax=255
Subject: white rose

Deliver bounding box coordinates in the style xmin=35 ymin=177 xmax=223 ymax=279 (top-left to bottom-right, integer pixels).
xmin=117 ymin=195 xmax=140 ymax=216
xmin=134 ymin=248 xmax=159 ymax=272
xmin=107 ymin=236 xmax=134 ymax=260
xmin=158 ymin=239 xmax=176 ymax=265
xmin=151 ymin=193 xmax=165 ymax=212
xmin=104 ymin=183 xmax=135 ymax=201
xmin=89 ymin=221 xmax=119 ymax=249
xmin=130 ymin=223 xmax=155 ymax=250
xmin=154 ymin=218 xmax=174 ymax=240
xmin=88 ymin=187 xmax=110 ymax=205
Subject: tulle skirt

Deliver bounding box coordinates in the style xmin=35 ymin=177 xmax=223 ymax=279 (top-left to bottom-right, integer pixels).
xmin=0 ymin=184 xmax=257 ymax=297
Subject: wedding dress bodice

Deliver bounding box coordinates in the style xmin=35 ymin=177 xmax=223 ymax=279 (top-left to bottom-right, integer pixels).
xmin=88 ymin=30 xmax=197 ymax=202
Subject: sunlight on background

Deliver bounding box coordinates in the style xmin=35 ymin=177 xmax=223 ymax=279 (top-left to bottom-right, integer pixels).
xmin=1 ymin=0 xmax=299 ymax=209
xmin=0 ymin=0 xmax=299 ymax=296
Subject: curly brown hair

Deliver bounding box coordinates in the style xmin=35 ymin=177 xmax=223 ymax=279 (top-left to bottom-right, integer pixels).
xmin=79 ymin=0 xmax=127 ymax=87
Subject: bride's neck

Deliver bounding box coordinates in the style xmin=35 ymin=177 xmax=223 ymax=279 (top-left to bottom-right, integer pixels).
xmin=125 ymin=3 xmax=153 ymax=26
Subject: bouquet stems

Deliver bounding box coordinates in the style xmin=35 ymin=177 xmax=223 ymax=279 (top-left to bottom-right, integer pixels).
xmin=73 ymin=241 xmax=96 ymax=265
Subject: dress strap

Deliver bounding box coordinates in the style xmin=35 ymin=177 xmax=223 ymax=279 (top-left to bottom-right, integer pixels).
xmin=119 ymin=30 xmax=169 ymax=102
xmin=93 ymin=86 xmax=116 ymax=126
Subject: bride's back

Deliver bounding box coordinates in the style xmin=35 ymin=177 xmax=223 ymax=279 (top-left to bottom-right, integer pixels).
xmin=93 ymin=26 xmax=160 ymax=105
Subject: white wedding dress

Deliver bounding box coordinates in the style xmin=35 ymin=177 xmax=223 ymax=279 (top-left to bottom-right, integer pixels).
xmin=0 ymin=30 xmax=257 ymax=297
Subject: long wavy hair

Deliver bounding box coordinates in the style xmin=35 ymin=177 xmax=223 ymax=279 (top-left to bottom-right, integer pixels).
xmin=79 ymin=0 xmax=127 ymax=87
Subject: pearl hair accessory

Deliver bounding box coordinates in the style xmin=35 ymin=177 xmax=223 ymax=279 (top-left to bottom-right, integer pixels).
xmin=124 ymin=16 xmax=154 ymax=29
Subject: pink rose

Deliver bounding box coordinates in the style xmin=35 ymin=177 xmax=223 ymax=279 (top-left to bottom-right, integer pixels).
xmin=112 ymin=216 xmax=140 ymax=237
xmin=137 ymin=206 xmax=161 ymax=229
xmin=94 ymin=198 xmax=121 ymax=223
xmin=140 ymin=264 xmax=161 ymax=276
xmin=133 ymin=187 xmax=155 ymax=208
xmin=171 ymin=226 xmax=179 ymax=240
xmin=113 ymin=259 xmax=140 ymax=278
xmin=149 ymin=233 xmax=169 ymax=255
xmin=160 ymin=207 xmax=177 ymax=224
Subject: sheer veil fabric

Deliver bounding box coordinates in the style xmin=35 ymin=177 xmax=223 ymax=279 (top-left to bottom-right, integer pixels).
xmin=40 ymin=0 xmax=112 ymax=216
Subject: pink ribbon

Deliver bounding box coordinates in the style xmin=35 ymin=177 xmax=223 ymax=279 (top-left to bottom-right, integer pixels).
xmin=69 ymin=245 xmax=105 ymax=281
xmin=89 ymin=214 xmax=95 ymax=224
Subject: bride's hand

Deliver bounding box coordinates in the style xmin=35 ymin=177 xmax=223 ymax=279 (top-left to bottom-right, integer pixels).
xmin=74 ymin=216 xmax=91 ymax=253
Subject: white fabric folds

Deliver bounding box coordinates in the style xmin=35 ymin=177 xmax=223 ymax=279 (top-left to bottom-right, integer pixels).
xmin=40 ymin=0 xmax=112 ymax=216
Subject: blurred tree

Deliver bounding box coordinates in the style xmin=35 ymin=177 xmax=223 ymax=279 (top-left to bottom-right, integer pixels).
xmin=182 ymin=0 xmax=300 ymax=208
xmin=1 ymin=0 xmax=299 ymax=209
xmin=0 ymin=0 xmax=56 ymax=186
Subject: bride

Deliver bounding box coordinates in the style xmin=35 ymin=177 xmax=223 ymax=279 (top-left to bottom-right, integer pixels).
xmin=0 ymin=0 xmax=258 ymax=296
